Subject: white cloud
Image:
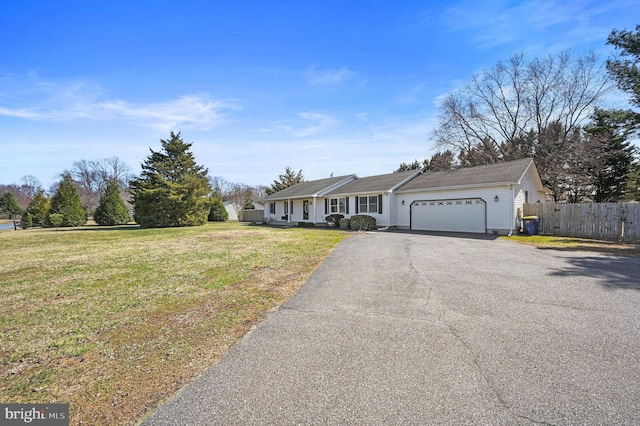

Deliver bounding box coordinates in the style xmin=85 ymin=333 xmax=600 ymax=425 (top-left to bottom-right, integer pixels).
xmin=440 ymin=0 xmax=633 ymax=50
xmin=396 ymin=82 xmax=428 ymax=104
xmin=0 ymin=74 xmax=239 ymax=131
xmin=97 ymin=96 xmax=238 ymax=132
xmin=275 ymin=111 xmax=338 ymax=137
xmin=308 ymin=66 xmax=355 ymax=85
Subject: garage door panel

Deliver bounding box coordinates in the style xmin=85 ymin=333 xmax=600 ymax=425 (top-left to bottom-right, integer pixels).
xmin=411 ymin=198 xmax=486 ymax=233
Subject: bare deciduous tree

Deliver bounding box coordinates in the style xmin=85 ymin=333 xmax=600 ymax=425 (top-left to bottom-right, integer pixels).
xmin=70 ymin=157 xmax=132 ymax=214
xmin=433 ymin=51 xmax=611 ymax=159
xmin=208 ymin=176 xmax=234 ymax=198
xmin=226 ymin=183 xmax=254 ymax=217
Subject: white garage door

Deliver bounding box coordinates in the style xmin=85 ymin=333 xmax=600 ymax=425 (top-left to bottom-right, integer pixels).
xmin=411 ymin=198 xmax=486 ymax=233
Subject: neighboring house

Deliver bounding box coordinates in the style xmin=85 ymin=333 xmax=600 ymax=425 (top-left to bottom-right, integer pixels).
xmin=263 ymin=158 xmax=548 ymax=235
xmin=224 ymin=201 xmax=239 ymax=221
xmin=224 ymin=199 xmax=265 ymax=221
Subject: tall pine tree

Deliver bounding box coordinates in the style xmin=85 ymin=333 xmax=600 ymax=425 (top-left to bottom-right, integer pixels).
xmin=607 ymin=25 xmax=640 ymax=109
xmin=48 ymin=173 xmax=87 ymax=226
xmin=130 ymin=132 xmax=212 ymax=227
xmin=25 ymin=189 xmax=50 ymax=226
xmin=94 ymin=179 xmax=131 ymax=225
xmin=0 ymin=192 xmax=22 ymax=219
xmin=584 ymin=109 xmax=637 ymax=202
xmin=266 ymin=167 xmax=304 ymax=195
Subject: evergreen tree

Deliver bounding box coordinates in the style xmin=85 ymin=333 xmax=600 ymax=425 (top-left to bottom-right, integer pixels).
xmin=266 ymin=167 xmax=304 ymax=195
xmin=607 ymin=25 xmax=640 ymax=109
xmin=94 ymin=179 xmax=131 ymax=225
xmin=208 ymin=196 xmax=228 ymax=221
xmin=130 ymin=132 xmax=213 ymax=227
xmin=626 ymin=165 xmax=640 ymax=201
xmin=0 ymin=192 xmax=22 ymax=218
xmin=25 ymin=189 xmax=50 ymax=226
xmin=584 ymin=109 xmax=637 ymax=202
xmin=428 ymin=150 xmax=456 ymax=171
xmin=20 ymin=212 xmax=33 ymax=229
xmin=394 ymin=159 xmax=428 ymax=172
xmin=48 ymin=173 xmax=87 ymax=226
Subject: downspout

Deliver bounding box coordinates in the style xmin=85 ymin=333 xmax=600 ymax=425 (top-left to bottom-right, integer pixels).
xmin=508 ymin=184 xmax=515 ymax=236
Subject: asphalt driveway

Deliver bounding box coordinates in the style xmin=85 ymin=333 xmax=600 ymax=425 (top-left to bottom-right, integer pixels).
xmin=143 ymin=231 xmax=640 ymax=425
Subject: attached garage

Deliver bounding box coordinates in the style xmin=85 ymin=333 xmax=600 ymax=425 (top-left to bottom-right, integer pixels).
xmin=410 ymin=198 xmax=486 ymax=233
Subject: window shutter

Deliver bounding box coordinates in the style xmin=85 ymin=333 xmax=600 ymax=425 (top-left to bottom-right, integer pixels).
xmin=325 ymin=199 xmax=329 ymax=215
xmin=346 ymin=197 xmax=349 ymax=214
xmin=290 ymin=200 xmax=293 ymax=214
xmin=378 ymin=195 xmax=383 ymax=214
xmin=355 ymin=196 xmax=359 ymax=214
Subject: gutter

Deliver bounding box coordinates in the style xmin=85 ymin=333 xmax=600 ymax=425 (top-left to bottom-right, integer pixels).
xmin=397 ymin=181 xmax=519 ymax=194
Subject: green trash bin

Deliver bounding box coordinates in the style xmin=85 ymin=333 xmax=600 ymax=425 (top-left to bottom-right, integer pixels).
xmin=521 ymin=216 xmax=539 ymax=235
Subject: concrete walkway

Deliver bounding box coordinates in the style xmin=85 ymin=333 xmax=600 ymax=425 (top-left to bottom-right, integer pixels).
xmin=143 ymin=232 xmax=640 ymax=425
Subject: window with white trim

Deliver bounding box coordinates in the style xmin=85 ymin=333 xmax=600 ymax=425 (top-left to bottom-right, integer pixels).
xmin=358 ymin=195 xmax=378 ymax=213
xmin=329 ymin=197 xmax=346 ymax=214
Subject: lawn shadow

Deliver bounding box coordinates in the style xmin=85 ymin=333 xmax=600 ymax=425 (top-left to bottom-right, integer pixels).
xmin=51 ymin=224 xmax=144 ymax=232
xmin=545 ymin=251 xmax=640 ymax=290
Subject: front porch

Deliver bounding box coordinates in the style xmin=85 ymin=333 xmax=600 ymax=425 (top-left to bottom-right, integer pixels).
xmin=265 ymin=220 xmax=330 ymax=228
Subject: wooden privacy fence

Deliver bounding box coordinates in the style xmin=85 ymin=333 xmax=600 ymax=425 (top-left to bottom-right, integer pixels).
xmin=239 ymin=209 xmax=264 ymax=223
xmin=523 ymin=202 xmax=640 ymax=242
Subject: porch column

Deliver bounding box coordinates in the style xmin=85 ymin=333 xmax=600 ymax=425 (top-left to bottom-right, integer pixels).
xmin=313 ymin=196 xmax=317 ymax=223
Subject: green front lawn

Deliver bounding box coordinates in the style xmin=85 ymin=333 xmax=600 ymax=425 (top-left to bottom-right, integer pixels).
xmin=0 ymin=222 xmax=349 ymax=424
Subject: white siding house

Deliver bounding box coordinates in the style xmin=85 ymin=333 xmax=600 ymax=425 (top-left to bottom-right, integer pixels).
xmin=263 ymin=158 xmax=548 ymax=235
xmin=263 ymin=175 xmax=357 ymax=224
xmin=395 ymin=158 xmax=548 ymax=234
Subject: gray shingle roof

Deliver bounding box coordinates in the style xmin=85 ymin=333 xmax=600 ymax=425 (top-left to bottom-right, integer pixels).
xmin=325 ymin=170 xmax=420 ymax=196
xmin=396 ymin=158 xmax=534 ymax=192
xmin=263 ymin=175 xmax=356 ymax=200
xmin=263 ymin=159 xmax=537 ymax=201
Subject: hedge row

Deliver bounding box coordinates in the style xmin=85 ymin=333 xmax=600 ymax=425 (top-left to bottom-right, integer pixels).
xmin=325 ymin=214 xmax=377 ymax=231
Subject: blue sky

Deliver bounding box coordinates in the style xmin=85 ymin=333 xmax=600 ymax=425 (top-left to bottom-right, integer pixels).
xmin=1 ymin=1 xmax=638 ymax=189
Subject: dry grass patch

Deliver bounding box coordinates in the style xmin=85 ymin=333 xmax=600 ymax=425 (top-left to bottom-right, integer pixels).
xmin=0 ymin=222 xmax=349 ymax=424
xmin=503 ymin=234 xmax=640 ymax=257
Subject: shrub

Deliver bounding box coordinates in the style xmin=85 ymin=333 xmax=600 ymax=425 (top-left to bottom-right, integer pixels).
xmin=208 ymin=197 xmax=228 ymax=221
xmin=26 ymin=190 xmax=50 ymax=226
xmin=48 ymin=173 xmax=86 ymax=227
xmin=48 ymin=213 xmax=64 ymax=228
xmin=349 ymin=215 xmax=377 ymax=231
xmin=325 ymin=214 xmax=344 ymax=227
xmin=94 ymin=180 xmax=131 ymax=225
xmin=21 ymin=212 xmax=33 ymax=229
xmin=339 ymin=218 xmax=350 ymax=229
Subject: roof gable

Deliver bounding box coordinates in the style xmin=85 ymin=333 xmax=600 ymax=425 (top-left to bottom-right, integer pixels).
xmin=397 ymin=158 xmax=536 ymax=192
xmin=263 ymin=174 xmax=356 ymax=200
xmin=325 ymin=170 xmax=421 ymax=196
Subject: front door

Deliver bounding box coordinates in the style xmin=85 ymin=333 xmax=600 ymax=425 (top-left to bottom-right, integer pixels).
xmin=303 ymin=200 xmax=309 ymax=220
